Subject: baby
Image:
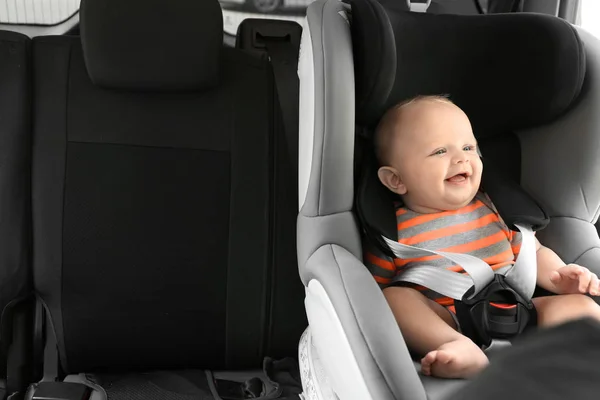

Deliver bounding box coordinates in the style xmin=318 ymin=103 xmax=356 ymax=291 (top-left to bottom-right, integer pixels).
xmin=365 ymin=95 xmax=600 ymax=379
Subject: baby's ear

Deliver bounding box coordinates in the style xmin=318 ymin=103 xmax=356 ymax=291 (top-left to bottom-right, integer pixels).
xmin=377 ymin=167 xmax=407 ymax=195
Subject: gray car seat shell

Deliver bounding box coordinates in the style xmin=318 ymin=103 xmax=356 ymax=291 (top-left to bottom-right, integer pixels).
xmin=520 ymin=27 xmax=600 ymax=269
xmin=297 ymin=1 xmax=598 ymax=399
xmin=297 ymin=1 xmax=429 ymax=399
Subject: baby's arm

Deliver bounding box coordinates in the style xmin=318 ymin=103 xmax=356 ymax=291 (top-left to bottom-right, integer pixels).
xmin=535 ymin=239 xmax=566 ymax=292
xmin=535 ymin=238 xmax=600 ymax=296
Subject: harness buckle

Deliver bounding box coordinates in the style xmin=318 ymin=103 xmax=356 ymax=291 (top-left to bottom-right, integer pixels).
xmin=454 ymin=274 xmax=537 ymax=348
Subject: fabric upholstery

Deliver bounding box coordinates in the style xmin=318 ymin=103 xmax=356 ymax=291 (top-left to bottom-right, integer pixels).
xmin=32 ymin=30 xmax=305 ymax=374
xmin=351 ymin=0 xmax=585 ymax=135
xmin=80 ymin=0 xmax=223 ymax=91
xmin=0 ymin=30 xmax=32 ymax=336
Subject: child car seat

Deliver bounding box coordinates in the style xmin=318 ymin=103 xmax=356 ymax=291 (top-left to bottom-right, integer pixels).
xmin=297 ymin=0 xmax=599 ymax=399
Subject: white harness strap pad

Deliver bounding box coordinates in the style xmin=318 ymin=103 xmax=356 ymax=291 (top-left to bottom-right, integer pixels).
xmin=502 ymin=224 xmax=537 ymax=299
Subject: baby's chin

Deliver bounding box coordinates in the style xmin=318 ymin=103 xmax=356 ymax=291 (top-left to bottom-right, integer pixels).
xmin=447 ymin=194 xmax=478 ymax=209
xmin=402 ymin=190 xmax=478 ymax=213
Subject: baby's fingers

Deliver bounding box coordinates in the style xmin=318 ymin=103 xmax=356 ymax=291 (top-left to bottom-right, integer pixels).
xmin=550 ymin=271 xmax=562 ymax=284
xmin=588 ymin=273 xmax=600 ymax=296
xmin=577 ymin=267 xmax=592 ymax=293
xmin=560 ymin=264 xmax=585 ymax=280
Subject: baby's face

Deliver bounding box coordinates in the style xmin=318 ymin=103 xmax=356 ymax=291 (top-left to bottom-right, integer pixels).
xmin=382 ymin=100 xmax=482 ymax=213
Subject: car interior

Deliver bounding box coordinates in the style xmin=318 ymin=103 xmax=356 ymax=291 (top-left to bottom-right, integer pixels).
xmin=0 ymin=0 xmax=597 ymax=399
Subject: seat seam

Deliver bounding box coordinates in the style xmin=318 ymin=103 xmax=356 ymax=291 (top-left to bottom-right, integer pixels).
xmin=574 ymin=246 xmax=600 ymax=265
xmin=66 ymin=140 xmax=230 ymax=153
xmin=59 ymin=40 xmax=74 ymax=373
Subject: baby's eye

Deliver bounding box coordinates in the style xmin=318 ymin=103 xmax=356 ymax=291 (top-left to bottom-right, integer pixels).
xmin=463 ymin=145 xmax=476 ymax=152
xmin=432 ymin=148 xmax=446 ymax=156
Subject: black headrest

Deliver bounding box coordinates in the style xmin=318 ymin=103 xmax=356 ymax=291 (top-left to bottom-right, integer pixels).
xmin=80 ymin=0 xmax=223 ymax=92
xmin=355 ymin=146 xmax=399 ymax=255
xmin=351 ymin=0 xmax=586 ymax=135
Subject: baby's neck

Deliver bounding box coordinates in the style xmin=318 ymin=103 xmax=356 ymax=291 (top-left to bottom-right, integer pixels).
xmin=404 ymin=204 xmax=450 ymax=214
xmin=402 ymin=196 xmax=477 ymax=215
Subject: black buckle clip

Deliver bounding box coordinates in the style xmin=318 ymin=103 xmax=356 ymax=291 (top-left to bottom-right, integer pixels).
xmin=455 ymin=274 xmax=537 ymax=348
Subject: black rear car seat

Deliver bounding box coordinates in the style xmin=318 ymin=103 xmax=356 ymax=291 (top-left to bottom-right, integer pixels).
xmin=28 ymin=0 xmax=305 ymax=397
xmin=0 ymin=30 xmax=33 ymax=399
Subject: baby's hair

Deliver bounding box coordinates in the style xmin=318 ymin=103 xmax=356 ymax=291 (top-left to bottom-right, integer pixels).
xmin=394 ymin=94 xmax=453 ymax=109
xmin=374 ymin=94 xmax=454 ymax=166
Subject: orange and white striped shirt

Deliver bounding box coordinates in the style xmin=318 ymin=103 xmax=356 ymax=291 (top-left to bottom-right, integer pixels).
xmin=364 ymin=192 xmax=522 ymax=308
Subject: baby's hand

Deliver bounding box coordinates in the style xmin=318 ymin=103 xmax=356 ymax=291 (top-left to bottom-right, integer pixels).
xmin=549 ymin=264 xmax=600 ymax=296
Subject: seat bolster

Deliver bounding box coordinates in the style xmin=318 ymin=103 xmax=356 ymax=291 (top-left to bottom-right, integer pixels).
xmin=302 ymin=239 xmax=430 ymax=400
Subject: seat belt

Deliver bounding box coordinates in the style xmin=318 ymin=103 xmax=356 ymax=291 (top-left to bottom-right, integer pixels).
xmin=383 ymin=223 xmax=537 ymax=301
xmin=235 ymin=19 xmax=301 ymax=172
xmin=384 ymin=224 xmax=537 ymax=348
xmin=486 ymin=0 xmax=523 ymax=13
xmin=36 ymin=302 xmax=58 ymax=383
xmin=41 ymin=323 xmax=58 ymax=383
xmin=263 ymin=38 xmax=300 ymax=173
xmin=500 ymin=223 xmax=537 ymax=300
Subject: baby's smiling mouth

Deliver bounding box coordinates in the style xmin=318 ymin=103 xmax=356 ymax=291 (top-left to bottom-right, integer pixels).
xmin=446 ymin=172 xmax=471 ymax=182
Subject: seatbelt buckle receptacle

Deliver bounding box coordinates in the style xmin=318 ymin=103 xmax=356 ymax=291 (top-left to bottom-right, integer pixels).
xmin=455 ymin=274 xmax=537 ymax=348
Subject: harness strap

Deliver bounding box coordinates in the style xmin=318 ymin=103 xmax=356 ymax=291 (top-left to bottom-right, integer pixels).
xmin=384 ymin=223 xmax=536 ymax=301
xmin=503 ymin=224 xmax=537 ymax=299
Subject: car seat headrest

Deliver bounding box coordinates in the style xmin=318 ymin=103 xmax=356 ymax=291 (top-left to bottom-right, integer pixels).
xmin=355 ymin=147 xmax=400 ymax=254
xmin=80 ymin=0 xmax=223 ymax=92
xmin=351 ymin=0 xmax=586 ymax=134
